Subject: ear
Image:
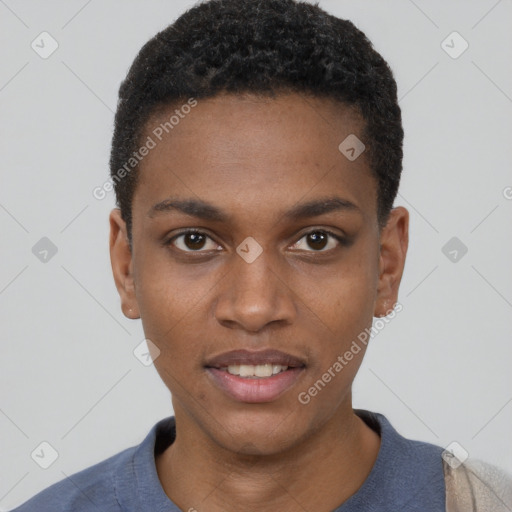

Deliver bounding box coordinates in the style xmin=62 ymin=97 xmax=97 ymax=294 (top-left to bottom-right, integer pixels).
xmin=109 ymin=209 xmax=140 ymax=319
xmin=374 ymin=206 xmax=409 ymax=317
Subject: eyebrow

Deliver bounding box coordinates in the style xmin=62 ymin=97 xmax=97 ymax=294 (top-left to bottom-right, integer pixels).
xmin=148 ymin=198 xmax=228 ymax=222
xmin=283 ymin=197 xmax=360 ymax=220
xmin=147 ymin=196 xmax=360 ymax=222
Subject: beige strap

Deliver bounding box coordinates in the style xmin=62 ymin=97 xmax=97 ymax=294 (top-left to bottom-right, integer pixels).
xmin=444 ymin=458 xmax=512 ymax=512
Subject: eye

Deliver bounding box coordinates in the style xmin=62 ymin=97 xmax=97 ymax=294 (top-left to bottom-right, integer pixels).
xmin=169 ymin=230 xmax=222 ymax=252
xmin=290 ymin=230 xmax=344 ymax=252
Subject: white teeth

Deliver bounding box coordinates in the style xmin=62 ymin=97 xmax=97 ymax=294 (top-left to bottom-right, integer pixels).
xmin=239 ymin=364 xmax=254 ymax=377
xmin=254 ymin=364 xmax=273 ymax=377
xmin=226 ymin=364 xmax=289 ymax=378
xmin=272 ymin=364 xmax=284 ymax=375
xmin=228 ymin=364 xmax=240 ymax=375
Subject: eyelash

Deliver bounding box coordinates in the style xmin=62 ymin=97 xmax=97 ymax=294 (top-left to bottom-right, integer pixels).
xmin=165 ymin=228 xmax=348 ymax=254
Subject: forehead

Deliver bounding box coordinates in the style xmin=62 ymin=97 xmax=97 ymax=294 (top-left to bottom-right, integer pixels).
xmin=133 ymin=93 xmax=377 ymax=224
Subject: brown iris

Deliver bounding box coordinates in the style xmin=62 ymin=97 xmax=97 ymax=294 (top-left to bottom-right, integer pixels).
xmin=306 ymin=231 xmax=328 ymax=250
xmin=184 ymin=232 xmax=207 ymax=250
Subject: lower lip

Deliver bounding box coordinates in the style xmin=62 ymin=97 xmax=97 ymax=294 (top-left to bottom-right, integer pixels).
xmin=206 ymin=367 xmax=305 ymax=403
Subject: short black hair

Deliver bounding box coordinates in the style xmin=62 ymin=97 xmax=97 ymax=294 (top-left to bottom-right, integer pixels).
xmin=110 ymin=0 xmax=403 ymax=240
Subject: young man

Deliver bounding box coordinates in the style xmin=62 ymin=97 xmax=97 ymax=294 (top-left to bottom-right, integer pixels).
xmin=11 ymin=0 xmax=512 ymax=510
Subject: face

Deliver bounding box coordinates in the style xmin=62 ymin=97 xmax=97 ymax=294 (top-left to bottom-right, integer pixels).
xmin=110 ymin=93 xmax=408 ymax=455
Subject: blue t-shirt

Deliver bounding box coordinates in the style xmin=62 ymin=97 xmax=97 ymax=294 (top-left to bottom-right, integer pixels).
xmin=9 ymin=409 xmax=446 ymax=511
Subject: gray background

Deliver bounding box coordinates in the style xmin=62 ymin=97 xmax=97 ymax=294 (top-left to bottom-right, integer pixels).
xmin=1 ymin=0 xmax=511 ymax=509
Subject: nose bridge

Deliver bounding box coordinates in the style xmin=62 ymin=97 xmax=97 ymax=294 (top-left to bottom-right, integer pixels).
xmin=214 ymin=245 xmax=295 ymax=331
xmin=236 ymin=250 xmax=276 ymax=298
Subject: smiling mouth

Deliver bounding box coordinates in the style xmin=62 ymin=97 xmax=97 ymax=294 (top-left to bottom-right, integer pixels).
xmin=219 ymin=364 xmax=290 ymax=378
xmin=204 ymin=349 xmax=306 ymax=402
xmin=204 ymin=348 xmax=306 ymax=376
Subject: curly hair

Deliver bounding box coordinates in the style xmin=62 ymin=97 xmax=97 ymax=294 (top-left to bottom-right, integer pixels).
xmin=110 ymin=0 xmax=403 ymax=239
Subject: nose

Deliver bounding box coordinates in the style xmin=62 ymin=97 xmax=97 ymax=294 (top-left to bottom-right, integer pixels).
xmin=214 ymin=249 xmax=296 ymax=333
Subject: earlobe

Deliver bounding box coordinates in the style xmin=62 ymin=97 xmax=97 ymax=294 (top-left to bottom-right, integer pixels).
xmin=374 ymin=207 xmax=409 ymax=318
xmin=109 ymin=209 xmax=140 ymax=319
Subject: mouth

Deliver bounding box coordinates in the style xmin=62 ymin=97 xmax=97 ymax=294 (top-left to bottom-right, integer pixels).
xmin=218 ymin=363 xmax=291 ymax=378
xmin=204 ymin=349 xmax=306 ymax=403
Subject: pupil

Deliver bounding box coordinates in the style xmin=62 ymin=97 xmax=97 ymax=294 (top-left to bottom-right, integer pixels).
xmin=185 ymin=233 xmax=206 ymax=250
xmin=308 ymin=232 xmax=327 ymax=250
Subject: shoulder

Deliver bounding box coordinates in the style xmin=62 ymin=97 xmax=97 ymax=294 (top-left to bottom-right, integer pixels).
xmin=444 ymin=457 xmax=512 ymax=512
xmin=358 ymin=409 xmax=445 ymax=463
xmin=9 ymin=445 xmax=136 ymax=512
xmin=350 ymin=410 xmax=447 ymax=509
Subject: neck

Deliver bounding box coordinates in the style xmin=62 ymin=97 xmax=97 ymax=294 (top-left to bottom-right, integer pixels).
xmin=155 ymin=406 xmax=381 ymax=512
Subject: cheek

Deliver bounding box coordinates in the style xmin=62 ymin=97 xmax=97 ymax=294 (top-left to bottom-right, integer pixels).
xmin=295 ymin=258 xmax=378 ymax=411
xmin=301 ymin=249 xmax=379 ymax=344
xmin=136 ymin=266 xmax=207 ymax=397
xmin=328 ymin=276 xmax=376 ymax=339
xmin=132 ymin=249 xmax=215 ymax=353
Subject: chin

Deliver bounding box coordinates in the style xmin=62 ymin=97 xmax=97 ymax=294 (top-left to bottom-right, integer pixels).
xmin=205 ymin=406 xmax=309 ymax=456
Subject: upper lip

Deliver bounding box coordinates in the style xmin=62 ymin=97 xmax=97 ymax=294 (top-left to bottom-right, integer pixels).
xmin=205 ymin=349 xmax=306 ymax=369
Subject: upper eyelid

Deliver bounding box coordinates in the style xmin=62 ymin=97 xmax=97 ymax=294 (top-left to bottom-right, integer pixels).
xmin=168 ymin=228 xmax=216 ymax=240
xmin=168 ymin=229 xmax=221 ymax=248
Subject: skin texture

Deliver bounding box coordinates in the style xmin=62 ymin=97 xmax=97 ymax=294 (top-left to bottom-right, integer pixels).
xmin=109 ymin=93 xmax=409 ymax=512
